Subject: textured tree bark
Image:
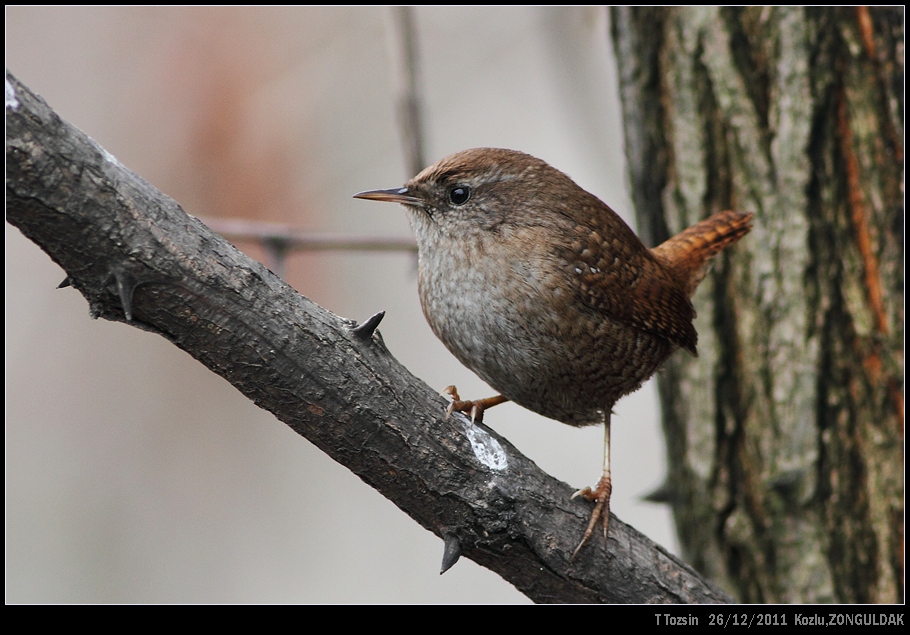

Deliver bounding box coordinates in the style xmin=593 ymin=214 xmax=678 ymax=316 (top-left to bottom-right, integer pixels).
xmin=611 ymin=6 xmax=903 ymax=603
xmin=6 ymin=69 xmax=733 ymax=604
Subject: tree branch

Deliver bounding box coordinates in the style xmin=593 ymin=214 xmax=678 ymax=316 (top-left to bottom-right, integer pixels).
xmin=5 ymin=70 xmax=731 ymax=604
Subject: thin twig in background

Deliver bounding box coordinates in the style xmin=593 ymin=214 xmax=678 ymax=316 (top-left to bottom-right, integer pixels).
xmin=201 ymin=217 xmax=417 ymax=277
xmin=390 ymin=6 xmax=427 ymax=176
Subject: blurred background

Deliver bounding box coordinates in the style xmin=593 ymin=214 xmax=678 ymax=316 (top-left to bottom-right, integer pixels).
xmin=7 ymin=7 xmax=677 ymax=603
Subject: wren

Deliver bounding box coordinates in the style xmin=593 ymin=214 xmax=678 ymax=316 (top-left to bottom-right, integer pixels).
xmin=355 ymin=148 xmax=752 ymax=557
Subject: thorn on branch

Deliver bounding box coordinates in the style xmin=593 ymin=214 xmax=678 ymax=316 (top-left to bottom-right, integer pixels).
xmin=642 ymin=481 xmax=671 ymax=504
xmin=261 ymin=237 xmax=290 ymax=280
xmin=109 ymin=266 xmax=138 ymax=322
xmin=351 ymin=310 xmax=385 ymax=341
xmin=57 ymin=276 xmax=73 ymax=289
xmin=440 ymin=533 xmax=462 ymax=574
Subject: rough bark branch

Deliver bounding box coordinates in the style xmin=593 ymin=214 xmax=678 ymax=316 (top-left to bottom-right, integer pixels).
xmin=5 ymin=70 xmax=731 ymax=604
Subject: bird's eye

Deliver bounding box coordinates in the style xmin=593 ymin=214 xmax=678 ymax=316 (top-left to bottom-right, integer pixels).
xmin=448 ymin=186 xmax=471 ymax=205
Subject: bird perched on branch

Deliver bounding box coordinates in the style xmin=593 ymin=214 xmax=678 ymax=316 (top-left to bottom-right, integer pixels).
xmin=356 ymin=148 xmax=752 ymax=556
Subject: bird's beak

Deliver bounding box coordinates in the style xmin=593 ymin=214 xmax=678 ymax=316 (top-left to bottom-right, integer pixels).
xmin=353 ymin=187 xmax=423 ymax=206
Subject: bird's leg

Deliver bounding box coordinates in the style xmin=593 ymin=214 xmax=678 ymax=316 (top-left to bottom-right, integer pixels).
xmin=571 ymin=411 xmax=613 ymax=558
xmin=441 ymin=385 xmax=508 ymax=423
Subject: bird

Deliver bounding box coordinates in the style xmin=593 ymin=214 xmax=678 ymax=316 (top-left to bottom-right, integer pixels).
xmin=354 ymin=147 xmax=752 ymax=557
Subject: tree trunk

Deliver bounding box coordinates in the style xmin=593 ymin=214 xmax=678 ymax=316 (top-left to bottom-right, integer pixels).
xmin=612 ymin=6 xmax=903 ymax=603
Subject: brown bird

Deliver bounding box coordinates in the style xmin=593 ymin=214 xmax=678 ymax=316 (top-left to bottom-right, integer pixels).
xmin=355 ymin=148 xmax=752 ymax=557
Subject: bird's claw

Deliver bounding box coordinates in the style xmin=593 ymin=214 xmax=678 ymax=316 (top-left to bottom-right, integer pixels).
xmin=440 ymin=385 xmax=508 ymax=424
xmin=571 ymin=475 xmax=612 ymax=559
xmin=442 ymin=385 xmax=484 ymax=423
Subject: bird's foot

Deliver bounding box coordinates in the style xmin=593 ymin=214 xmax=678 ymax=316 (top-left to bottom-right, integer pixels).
xmin=570 ymin=474 xmax=612 ymax=559
xmin=440 ymin=385 xmax=507 ymax=424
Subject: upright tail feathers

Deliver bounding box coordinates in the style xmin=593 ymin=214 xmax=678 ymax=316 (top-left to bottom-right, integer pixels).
xmin=651 ymin=211 xmax=754 ymax=297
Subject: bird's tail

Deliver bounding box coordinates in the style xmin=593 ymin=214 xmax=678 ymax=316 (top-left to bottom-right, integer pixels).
xmin=651 ymin=211 xmax=754 ymax=297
